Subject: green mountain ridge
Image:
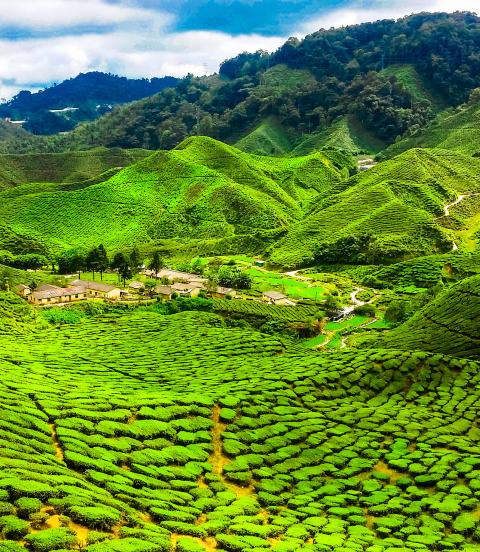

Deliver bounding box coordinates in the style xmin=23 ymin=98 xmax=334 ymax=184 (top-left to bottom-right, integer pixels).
xmin=0 ymin=148 xmax=150 ymax=190
xmin=0 ymin=137 xmax=350 ymax=253
xmin=269 ymin=148 xmax=480 ymax=267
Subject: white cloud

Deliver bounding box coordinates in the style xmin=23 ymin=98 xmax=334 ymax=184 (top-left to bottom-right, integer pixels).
xmin=0 ymin=0 xmax=171 ymax=29
xmin=298 ymin=0 xmax=479 ymax=34
xmin=0 ymin=30 xmax=284 ymax=97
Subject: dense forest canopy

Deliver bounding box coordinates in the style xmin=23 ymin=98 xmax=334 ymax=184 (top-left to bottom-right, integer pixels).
xmin=2 ymin=11 xmax=480 ymax=153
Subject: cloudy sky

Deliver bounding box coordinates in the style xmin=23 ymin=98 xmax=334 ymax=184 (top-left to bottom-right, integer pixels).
xmin=0 ymin=0 xmax=479 ymax=99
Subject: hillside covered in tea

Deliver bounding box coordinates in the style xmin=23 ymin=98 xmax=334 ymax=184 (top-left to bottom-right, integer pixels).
xmin=1 ymin=7 xmax=480 ymax=552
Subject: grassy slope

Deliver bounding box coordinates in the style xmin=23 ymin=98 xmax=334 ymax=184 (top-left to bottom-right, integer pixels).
xmin=0 ymin=307 xmax=480 ymax=550
xmin=362 ymin=274 xmax=480 ymax=358
xmin=269 ymin=148 xmax=480 ymax=268
xmin=235 ymin=117 xmax=293 ymax=156
xmin=0 ymin=148 xmax=150 ymax=189
xmin=384 ymin=98 xmax=480 ymax=158
xmin=0 ymin=136 xmax=350 ymax=253
xmin=292 ymin=115 xmax=387 ymax=156
xmin=381 ymin=64 xmax=447 ymax=111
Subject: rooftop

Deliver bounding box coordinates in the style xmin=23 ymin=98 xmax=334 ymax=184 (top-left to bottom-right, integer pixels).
xmin=32 ymin=287 xmax=84 ymax=300
xmin=70 ymin=279 xmax=118 ymax=292
xmin=155 ymin=285 xmax=173 ymax=295
xmin=263 ymin=291 xmax=287 ymax=300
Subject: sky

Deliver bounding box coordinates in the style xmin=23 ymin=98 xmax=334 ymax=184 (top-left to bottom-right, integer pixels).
xmin=0 ymin=0 xmax=479 ymax=100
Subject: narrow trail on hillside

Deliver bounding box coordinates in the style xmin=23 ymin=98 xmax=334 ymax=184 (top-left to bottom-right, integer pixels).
xmin=442 ymin=193 xmax=480 ymax=216
xmin=282 ymin=269 xmax=312 ymax=281
xmin=341 ymin=287 xmax=367 ymax=318
xmin=439 ymin=192 xmax=480 ymax=251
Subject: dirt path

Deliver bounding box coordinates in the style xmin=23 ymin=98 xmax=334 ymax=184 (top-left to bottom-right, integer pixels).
xmin=210 ymin=405 xmax=254 ymax=497
xmin=341 ymin=287 xmax=366 ymax=317
xmin=442 ymin=192 xmax=480 ymax=216
xmin=282 ymin=270 xmax=312 ymax=281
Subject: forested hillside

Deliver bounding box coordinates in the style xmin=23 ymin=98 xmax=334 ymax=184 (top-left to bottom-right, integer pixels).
xmin=2 ymin=12 xmax=480 ymax=154
xmin=0 ymin=72 xmax=178 ymax=135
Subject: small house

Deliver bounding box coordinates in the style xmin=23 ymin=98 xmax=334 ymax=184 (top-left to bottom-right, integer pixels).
xmin=17 ymin=284 xmax=31 ymax=297
xmin=70 ymin=279 xmax=122 ymax=300
xmin=129 ymin=281 xmax=145 ymax=292
xmin=171 ymin=282 xmax=204 ymax=298
xmin=155 ymin=285 xmax=173 ymax=301
xmin=29 ymin=286 xmax=87 ymax=305
xmin=262 ymin=291 xmax=291 ymax=306
xmin=253 ymin=259 xmax=265 ymax=268
xmin=211 ymin=286 xmax=236 ymax=299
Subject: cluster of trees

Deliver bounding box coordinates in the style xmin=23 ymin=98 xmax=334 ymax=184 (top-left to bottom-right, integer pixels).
xmin=56 ymin=246 xmax=167 ymax=287
xmin=176 ymin=258 xmax=253 ymax=290
xmin=0 ymin=250 xmax=49 ymax=270
xmin=314 ymin=234 xmax=381 ymax=265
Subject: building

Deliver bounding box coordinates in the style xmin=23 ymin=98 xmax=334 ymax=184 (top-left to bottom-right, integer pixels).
xmin=262 ymin=291 xmax=292 ymax=306
xmin=253 ymin=259 xmax=266 ymax=268
xmin=17 ymin=284 xmax=31 ymax=297
xmin=171 ymin=282 xmax=204 ymax=298
xmin=144 ymin=268 xmax=206 ymax=285
xmin=211 ymin=286 xmax=236 ymax=299
xmin=70 ymin=279 xmax=123 ymax=300
xmin=29 ymin=286 xmax=87 ymax=305
xmin=155 ymin=285 xmax=173 ymax=301
xmin=129 ymin=281 xmax=145 ymax=292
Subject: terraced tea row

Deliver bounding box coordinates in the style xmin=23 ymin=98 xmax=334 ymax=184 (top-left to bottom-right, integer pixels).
xmin=0 ymin=308 xmax=479 ymax=550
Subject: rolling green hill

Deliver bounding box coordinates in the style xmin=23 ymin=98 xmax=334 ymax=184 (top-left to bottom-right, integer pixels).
xmin=0 ymin=137 xmax=351 ymax=253
xmin=292 ymin=116 xmax=387 ymax=156
xmin=269 ymin=148 xmax=480 ymax=268
xmin=0 ymin=148 xmax=150 ymax=189
xmin=361 ymin=274 xmax=480 ymax=358
xmin=384 ymin=97 xmax=480 ymax=157
xmin=235 ymin=118 xmax=293 ymax=156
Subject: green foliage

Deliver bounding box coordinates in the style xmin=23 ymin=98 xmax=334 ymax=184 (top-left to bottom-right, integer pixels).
xmin=270 ymin=147 xmax=479 ymax=267
xmin=25 ymin=528 xmax=77 ymax=551
xmin=364 ymin=274 xmax=480 ymax=357
xmin=0 ymin=148 xmax=150 ymax=189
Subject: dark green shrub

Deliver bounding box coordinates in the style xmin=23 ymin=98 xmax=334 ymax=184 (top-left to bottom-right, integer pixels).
xmin=68 ymin=506 xmax=121 ymax=530
xmin=0 ymin=515 xmax=29 ymax=539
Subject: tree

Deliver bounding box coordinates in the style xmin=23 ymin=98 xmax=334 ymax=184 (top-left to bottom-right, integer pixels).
xmin=385 ymin=300 xmax=408 ymax=324
xmin=111 ymin=252 xmax=126 ymax=271
xmin=130 ymin=247 xmax=141 ymax=275
xmin=190 ymin=258 xmax=204 ymax=275
xmin=57 ymin=250 xmax=85 ymax=275
xmin=148 ymin=251 xmax=163 ymax=278
xmin=118 ymin=260 xmax=132 ymax=288
xmin=143 ymin=280 xmax=157 ymax=297
xmin=85 ymin=247 xmax=100 ymax=280
xmin=97 ymin=244 xmax=109 ymax=280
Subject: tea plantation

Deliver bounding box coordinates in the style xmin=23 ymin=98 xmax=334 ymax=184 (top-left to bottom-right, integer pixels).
xmin=0 ymin=137 xmax=350 ymax=254
xmin=361 ymin=274 xmax=480 ymax=358
xmin=0 ymin=303 xmax=480 ymax=551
